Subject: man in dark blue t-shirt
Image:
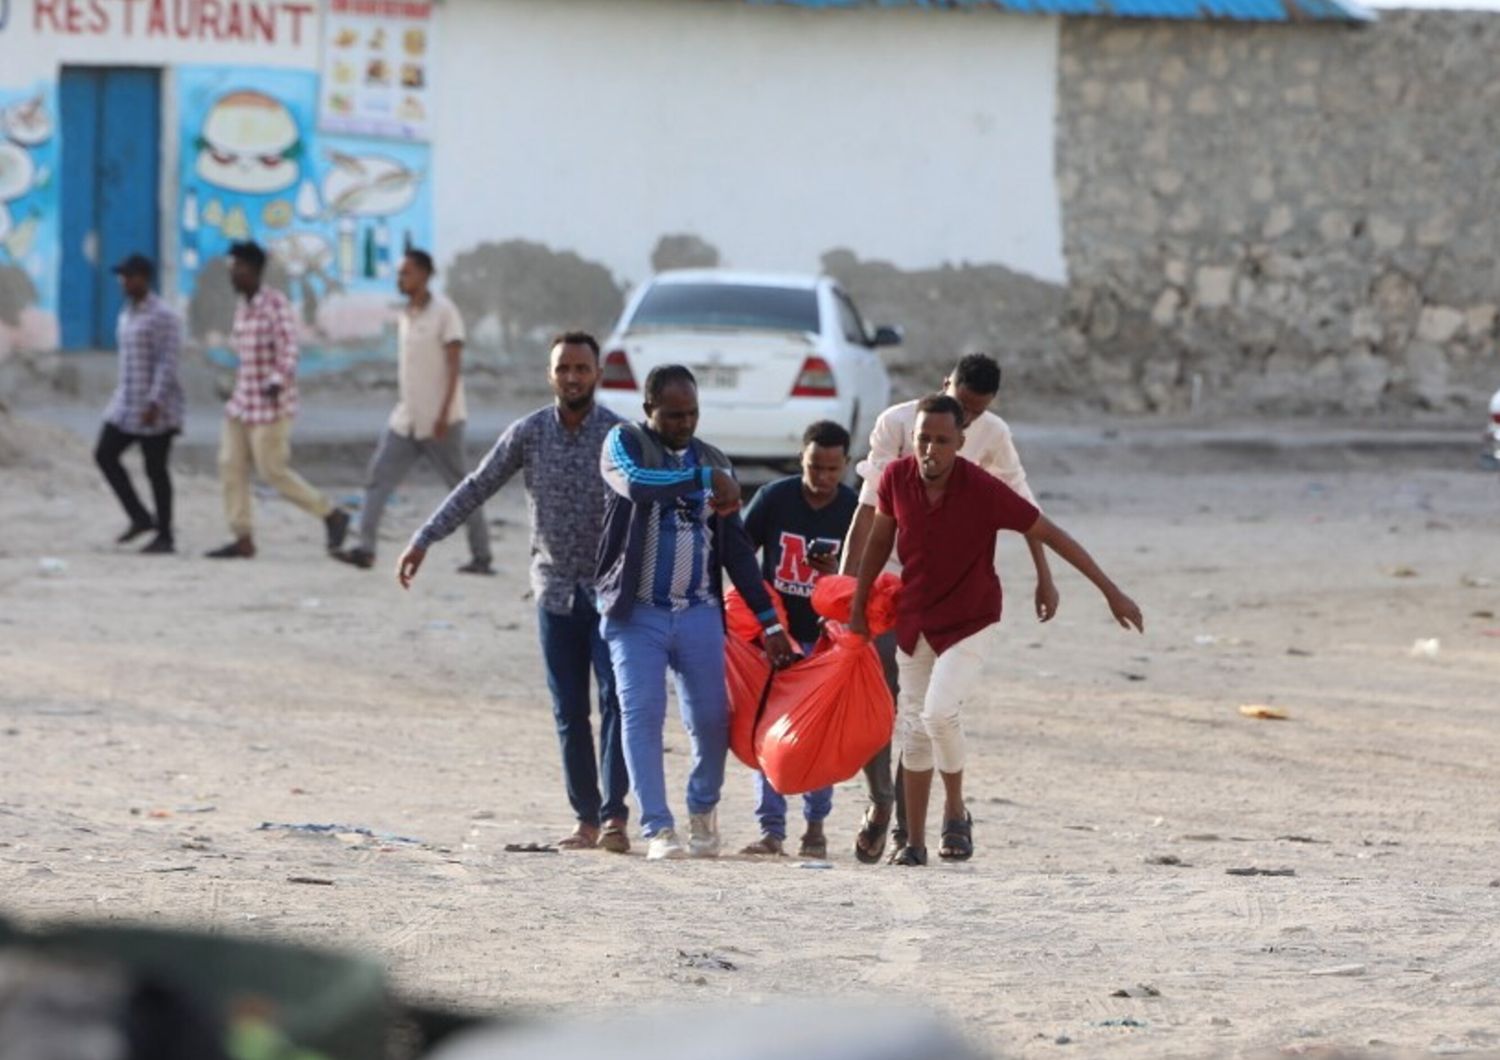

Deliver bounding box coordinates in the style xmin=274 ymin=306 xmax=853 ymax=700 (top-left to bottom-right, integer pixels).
xmin=739 ymin=420 xmax=859 ymax=858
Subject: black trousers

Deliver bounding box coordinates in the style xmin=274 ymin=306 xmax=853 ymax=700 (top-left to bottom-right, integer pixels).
xmin=861 ymin=630 xmax=908 ymax=833
xmin=95 ymin=423 xmax=175 ymax=538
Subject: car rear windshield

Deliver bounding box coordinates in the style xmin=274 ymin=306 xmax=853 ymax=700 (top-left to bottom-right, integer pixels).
xmin=628 ymin=283 xmax=820 ymax=334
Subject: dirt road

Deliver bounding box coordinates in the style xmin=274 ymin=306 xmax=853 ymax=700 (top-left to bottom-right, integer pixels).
xmin=3 ymin=411 xmax=1498 ymax=1058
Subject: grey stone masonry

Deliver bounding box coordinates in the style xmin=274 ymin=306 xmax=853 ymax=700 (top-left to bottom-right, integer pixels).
xmin=1057 ymin=11 xmax=1500 ymax=414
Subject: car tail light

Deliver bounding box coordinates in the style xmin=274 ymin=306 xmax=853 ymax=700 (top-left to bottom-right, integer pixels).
xmin=602 ymin=349 xmax=637 ymax=391
xmin=1492 ymin=411 xmax=1500 ymax=425
xmin=791 ymin=356 xmax=837 ymax=398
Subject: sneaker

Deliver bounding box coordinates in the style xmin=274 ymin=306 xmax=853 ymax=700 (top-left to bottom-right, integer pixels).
xmin=457 ymin=558 xmax=495 ymax=576
xmin=117 ymin=521 xmax=155 ymax=544
xmin=140 ymin=535 xmax=175 ymax=555
xmin=324 ymin=509 xmax=351 ymax=551
xmin=205 ymin=538 xmax=255 ymax=559
xmin=332 ymin=547 xmax=375 ymax=570
xmin=646 ymin=829 xmax=686 ymax=861
xmin=688 ymin=810 xmax=721 ymax=859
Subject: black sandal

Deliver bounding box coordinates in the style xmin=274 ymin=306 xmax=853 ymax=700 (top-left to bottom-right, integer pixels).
xmin=891 ymin=845 xmax=927 ymax=867
xmin=884 ymin=828 xmax=909 ymax=865
xmin=853 ymin=805 xmax=891 ymax=865
xmin=939 ymin=811 xmax=973 ymax=861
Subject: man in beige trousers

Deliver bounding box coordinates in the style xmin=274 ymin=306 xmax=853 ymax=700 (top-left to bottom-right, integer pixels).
xmin=206 ymin=241 xmax=349 ymax=559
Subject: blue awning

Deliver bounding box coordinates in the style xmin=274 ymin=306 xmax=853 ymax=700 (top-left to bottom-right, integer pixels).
xmin=741 ymin=0 xmax=1374 ymax=23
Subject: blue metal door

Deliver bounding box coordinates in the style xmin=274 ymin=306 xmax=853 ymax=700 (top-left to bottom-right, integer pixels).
xmin=59 ymin=67 xmax=160 ymax=350
xmin=59 ymin=69 xmax=100 ymax=350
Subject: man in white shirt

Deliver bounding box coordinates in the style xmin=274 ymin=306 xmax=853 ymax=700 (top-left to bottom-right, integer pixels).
xmin=840 ymin=353 xmax=1056 ymax=863
xmin=334 ymin=249 xmax=492 ymax=574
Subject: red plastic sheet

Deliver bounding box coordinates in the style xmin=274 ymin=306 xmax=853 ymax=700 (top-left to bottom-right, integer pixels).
xmin=811 ymin=573 xmax=902 ymax=636
xmin=723 ymin=582 xmax=792 ymax=643
xmin=725 ymin=634 xmax=772 ymax=769
xmin=754 ymin=626 xmax=895 ymax=795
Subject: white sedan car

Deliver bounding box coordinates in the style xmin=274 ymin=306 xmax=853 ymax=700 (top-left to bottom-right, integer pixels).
xmin=1486 ymin=384 xmax=1500 ymax=467
xmin=598 ymin=271 xmax=898 ymax=465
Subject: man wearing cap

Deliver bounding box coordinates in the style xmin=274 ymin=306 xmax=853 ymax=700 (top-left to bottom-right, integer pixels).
xmin=95 ymin=254 xmax=184 ymax=554
xmin=206 ymin=241 xmax=349 ymax=559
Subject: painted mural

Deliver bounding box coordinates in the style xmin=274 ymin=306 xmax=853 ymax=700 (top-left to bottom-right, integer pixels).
xmin=176 ymin=65 xmax=431 ymax=364
xmin=0 ymin=80 xmax=60 ymax=357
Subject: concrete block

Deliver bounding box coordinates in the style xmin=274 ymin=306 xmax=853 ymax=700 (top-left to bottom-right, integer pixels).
xmin=1195 ymin=266 xmax=1236 ymax=309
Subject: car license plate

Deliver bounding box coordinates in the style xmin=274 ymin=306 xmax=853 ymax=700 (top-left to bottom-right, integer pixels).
xmin=691 ymin=365 xmax=739 ymax=389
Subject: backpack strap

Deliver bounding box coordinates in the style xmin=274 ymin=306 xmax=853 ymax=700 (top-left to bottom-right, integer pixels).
xmin=619 ymin=421 xmax=664 ymax=470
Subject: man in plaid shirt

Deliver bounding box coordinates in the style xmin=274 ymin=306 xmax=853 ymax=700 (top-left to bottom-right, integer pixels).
xmin=206 ymin=242 xmax=349 ymax=559
xmin=96 ymin=254 xmax=183 ymax=554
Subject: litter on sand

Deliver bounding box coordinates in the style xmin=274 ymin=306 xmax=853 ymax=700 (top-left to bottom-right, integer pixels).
xmin=1309 ymin=964 xmax=1366 ymax=977
xmin=1410 ymin=638 xmax=1441 ymax=659
xmin=1226 ymin=866 xmax=1296 ymax=877
xmin=1145 ymin=855 xmax=1190 ymax=867
xmin=677 ymin=950 xmax=738 ymax=971
xmin=1111 ymin=984 xmax=1161 ymax=998
xmin=1239 ymin=705 xmax=1290 ymax=720
xmin=287 ymin=876 xmax=336 ymax=886
xmin=502 ymin=842 xmax=557 ymax=854
xmin=257 ymin=821 xmax=423 ymax=845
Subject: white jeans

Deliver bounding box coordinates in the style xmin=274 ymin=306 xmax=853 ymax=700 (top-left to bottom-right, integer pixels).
xmin=895 ymin=633 xmax=984 ymax=774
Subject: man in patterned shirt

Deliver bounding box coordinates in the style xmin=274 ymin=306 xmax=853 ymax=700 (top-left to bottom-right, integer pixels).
xmin=398 ymin=333 xmax=632 ymax=853
xmin=95 ymin=254 xmax=183 ymax=555
xmin=206 ymin=242 xmax=349 ymax=559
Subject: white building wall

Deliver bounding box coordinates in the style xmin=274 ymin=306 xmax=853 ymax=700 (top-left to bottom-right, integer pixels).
xmin=432 ymin=0 xmax=1066 ymax=287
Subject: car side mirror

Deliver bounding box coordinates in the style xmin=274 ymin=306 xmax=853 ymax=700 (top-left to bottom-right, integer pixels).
xmin=871 ymin=325 xmax=903 ymax=348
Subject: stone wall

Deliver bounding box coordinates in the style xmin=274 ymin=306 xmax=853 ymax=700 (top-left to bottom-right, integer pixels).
xmin=1057 ymin=11 xmax=1500 ymax=415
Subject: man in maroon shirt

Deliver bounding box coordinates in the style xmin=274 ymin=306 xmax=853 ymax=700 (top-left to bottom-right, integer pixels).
xmin=849 ymin=394 xmax=1143 ymax=866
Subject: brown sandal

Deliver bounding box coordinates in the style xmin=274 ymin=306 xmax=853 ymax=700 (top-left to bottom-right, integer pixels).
xmin=854 ymin=805 xmax=891 ymax=864
xmin=739 ymin=835 xmax=785 ymax=857
xmin=557 ymin=826 xmax=599 ymax=850
xmin=599 ymin=822 xmax=631 ymax=854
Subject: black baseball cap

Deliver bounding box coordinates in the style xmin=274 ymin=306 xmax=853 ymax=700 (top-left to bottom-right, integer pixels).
xmin=112 ymin=254 xmax=156 ymax=280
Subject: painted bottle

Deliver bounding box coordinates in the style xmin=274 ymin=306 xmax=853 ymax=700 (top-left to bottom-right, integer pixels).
xmin=375 ymin=219 xmax=391 ymax=278
xmin=337 ymin=217 xmax=356 ymax=281
xmin=181 ymin=189 xmax=199 ymax=270
xmin=362 ymin=225 xmax=376 ymax=280
xmin=296 ymin=178 xmax=321 ymax=222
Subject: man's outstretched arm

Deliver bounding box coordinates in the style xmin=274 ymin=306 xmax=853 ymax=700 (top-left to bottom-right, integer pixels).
xmin=1024 ymin=515 xmax=1142 ymax=633
xmin=398 ymin=419 xmax=525 ymax=587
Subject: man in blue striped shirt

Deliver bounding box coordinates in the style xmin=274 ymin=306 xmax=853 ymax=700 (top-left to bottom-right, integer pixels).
xmin=597 ymin=365 xmax=795 ymax=861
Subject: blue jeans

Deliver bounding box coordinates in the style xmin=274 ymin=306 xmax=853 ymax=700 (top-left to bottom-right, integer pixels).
xmin=602 ymin=602 xmax=727 ymax=838
xmin=753 ymin=774 xmax=833 ymax=840
xmin=539 ymin=591 xmax=628 ymax=827
xmin=753 ymin=638 xmax=831 ymax=839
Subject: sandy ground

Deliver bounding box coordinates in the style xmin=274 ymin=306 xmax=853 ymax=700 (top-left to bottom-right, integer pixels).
xmin=2 ymin=410 xmax=1500 ymax=1059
